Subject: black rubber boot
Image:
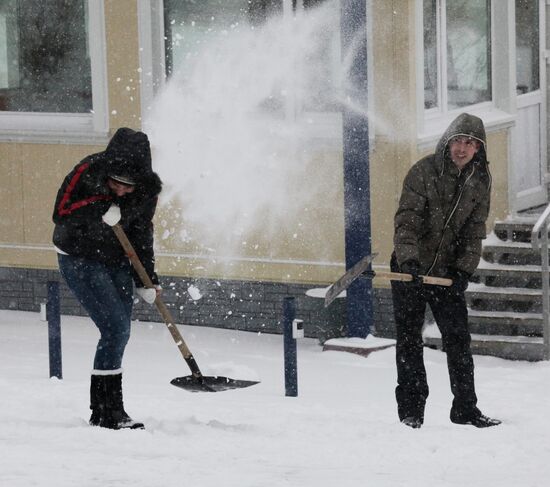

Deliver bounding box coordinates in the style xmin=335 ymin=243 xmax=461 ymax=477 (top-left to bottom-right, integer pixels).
xmin=101 ymin=373 xmax=145 ymax=430
xmin=89 ymin=374 xmax=106 ymax=426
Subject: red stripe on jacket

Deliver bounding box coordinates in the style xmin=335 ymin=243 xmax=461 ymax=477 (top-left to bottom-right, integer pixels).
xmin=57 ymin=162 xmax=111 ymax=216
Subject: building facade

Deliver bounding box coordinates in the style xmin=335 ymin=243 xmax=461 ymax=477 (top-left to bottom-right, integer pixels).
xmin=0 ymin=0 xmax=547 ymax=339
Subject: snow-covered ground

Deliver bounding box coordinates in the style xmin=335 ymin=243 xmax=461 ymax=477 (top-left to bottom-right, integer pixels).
xmin=1 ymin=309 xmax=549 ymax=487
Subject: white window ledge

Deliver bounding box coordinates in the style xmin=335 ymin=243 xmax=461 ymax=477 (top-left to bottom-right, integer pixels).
xmin=417 ymin=107 xmax=516 ymax=152
xmin=0 ymin=126 xmax=109 ymax=145
xmin=0 ymin=111 xmax=110 ymax=144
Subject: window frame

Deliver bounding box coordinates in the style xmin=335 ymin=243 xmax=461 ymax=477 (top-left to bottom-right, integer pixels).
xmin=0 ymin=0 xmax=108 ymax=143
xmin=424 ymin=0 xmax=493 ymax=117
xmin=416 ymin=0 xmax=515 ymax=149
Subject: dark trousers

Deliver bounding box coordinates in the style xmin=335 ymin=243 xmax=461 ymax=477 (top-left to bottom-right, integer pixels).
xmin=58 ymin=254 xmax=133 ymax=371
xmin=391 ymin=262 xmax=480 ymax=421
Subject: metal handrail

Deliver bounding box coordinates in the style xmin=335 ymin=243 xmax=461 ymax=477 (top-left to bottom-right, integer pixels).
xmin=531 ymin=204 xmax=550 ymax=360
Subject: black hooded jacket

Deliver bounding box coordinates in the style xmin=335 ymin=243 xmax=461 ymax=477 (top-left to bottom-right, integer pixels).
xmin=394 ymin=113 xmax=492 ymax=277
xmin=52 ymin=128 xmax=163 ymax=285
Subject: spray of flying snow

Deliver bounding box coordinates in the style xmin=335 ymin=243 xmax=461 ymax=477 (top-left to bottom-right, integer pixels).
xmin=145 ymin=2 xmax=378 ymax=254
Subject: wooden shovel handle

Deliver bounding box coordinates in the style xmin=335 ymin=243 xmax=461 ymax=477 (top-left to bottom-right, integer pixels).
xmin=111 ymin=224 xmax=203 ymax=379
xmin=375 ymin=271 xmax=452 ymax=287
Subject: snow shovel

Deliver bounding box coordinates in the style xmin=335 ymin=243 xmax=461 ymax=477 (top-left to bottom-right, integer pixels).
xmin=111 ymin=223 xmax=259 ymax=393
xmin=324 ymin=254 xmax=452 ymax=307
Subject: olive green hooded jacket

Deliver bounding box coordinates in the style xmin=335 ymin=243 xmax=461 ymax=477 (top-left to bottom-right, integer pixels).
xmin=393 ymin=113 xmax=492 ymax=277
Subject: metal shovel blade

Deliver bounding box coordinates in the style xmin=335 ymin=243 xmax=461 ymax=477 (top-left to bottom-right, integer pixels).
xmin=111 ymin=225 xmax=261 ymax=394
xmin=170 ymin=375 xmax=260 ymax=393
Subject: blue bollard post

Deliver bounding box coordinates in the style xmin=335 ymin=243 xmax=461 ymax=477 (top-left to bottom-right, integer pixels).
xmin=283 ymin=297 xmax=297 ymax=397
xmin=47 ymin=281 xmax=62 ymax=379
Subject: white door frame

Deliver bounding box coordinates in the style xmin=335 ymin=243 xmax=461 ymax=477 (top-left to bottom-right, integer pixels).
xmin=510 ymin=0 xmax=548 ymax=213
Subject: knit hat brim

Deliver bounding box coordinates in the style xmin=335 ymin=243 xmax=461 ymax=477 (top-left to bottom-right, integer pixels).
xmin=109 ymin=174 xmax=136 ymax=185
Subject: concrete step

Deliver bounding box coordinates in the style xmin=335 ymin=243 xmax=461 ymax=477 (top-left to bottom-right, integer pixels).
xmin=473 ymin=260 xmax=544 ymax=288
xmin=467 ymin=283 xmax=541 ymax=313
xmin=493 ymin=218 xmax=539 ymax=243
xmin=444 ymin=212 xmax=549 ymax=360
xmin=482 ymin=234 xmax=540 ymax=265
xmin=423 ymin=323 xmax=545 ymax=361
xmin=468 ymin=309 xmax=542 ymax=336
xmin=467 ymin=282 xmax=541 ymax=299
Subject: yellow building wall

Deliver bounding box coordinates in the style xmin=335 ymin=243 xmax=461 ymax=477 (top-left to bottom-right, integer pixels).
xmin=150 ymin=142 xmax=347 ymax=283
xmin=0 ymin=144 xmax=103 ymax=269
xmin=369 ymin=0 xmax=418 ymax=274
xmin=0 ymin=0 xmax=511 ymax=287
xmin=105 ymin=0 xmax=142 ymax=129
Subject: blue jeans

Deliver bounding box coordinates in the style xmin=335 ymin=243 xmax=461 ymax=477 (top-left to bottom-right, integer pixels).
xmin=58 ymin=254 xmax=134 ymax=371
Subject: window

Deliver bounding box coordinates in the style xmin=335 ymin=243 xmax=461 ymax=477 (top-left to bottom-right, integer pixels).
xmin=423 ymin=0 xmax=491 ymax=113
xmin=0 ymin=0 xmax=107 ymax=139
xmin=162 ymin=0 xmax=341 ymax=119
xmin=0 ymin=0 xmax=91 ymax=113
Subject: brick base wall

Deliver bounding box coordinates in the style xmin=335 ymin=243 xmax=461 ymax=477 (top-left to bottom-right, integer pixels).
xmin=0 ymin=266 xmax=396 ymax=341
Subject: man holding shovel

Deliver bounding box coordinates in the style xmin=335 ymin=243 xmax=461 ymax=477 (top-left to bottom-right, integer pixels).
xmin=52 ymin=127 xmax=162 ymax=430
xmin=391 ymin=113 xmax=500 ymax=429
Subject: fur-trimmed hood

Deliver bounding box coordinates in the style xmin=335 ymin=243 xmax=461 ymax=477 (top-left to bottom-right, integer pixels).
xmin=435 ymin=113 xmax=489 ymax=179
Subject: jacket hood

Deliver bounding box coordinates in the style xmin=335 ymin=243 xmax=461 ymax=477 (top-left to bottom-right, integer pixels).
xmin=435 ymin=113 xmax=488 ymax=176
xmin=85 ymin=127 xmax=162 ymax=198
xmin=104 ymin=127 xmax=153 ymax=184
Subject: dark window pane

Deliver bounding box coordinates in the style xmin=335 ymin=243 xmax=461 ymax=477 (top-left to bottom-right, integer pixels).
xmin=0 ymin=0 xmax=91 ymax=113
xmin=163 ymin=0 xmax=340 ymax=115
xmin=164 ymin=0 xmax=281 ymax=77
xmin=516 ymin=0 xmax=539 ymax=94
xmin=446 ymin=0 xmax=491 ymax=109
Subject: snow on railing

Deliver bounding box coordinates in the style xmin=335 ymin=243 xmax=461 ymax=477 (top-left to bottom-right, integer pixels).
xmin=531 ymin=205 xmax=550 ymax=360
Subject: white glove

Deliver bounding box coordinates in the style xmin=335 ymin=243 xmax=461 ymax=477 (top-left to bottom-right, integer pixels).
xmin=136 ymin=287 xmax=157 ymax=304
xmin=102 ymin=204 xmax=121 ymax=226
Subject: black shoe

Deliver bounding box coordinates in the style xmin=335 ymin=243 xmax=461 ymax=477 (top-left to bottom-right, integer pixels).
xmin=451 ymin=414 xmax=501 ymax=428
xmin=401 ymin=416 xmax=423 ymax=429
